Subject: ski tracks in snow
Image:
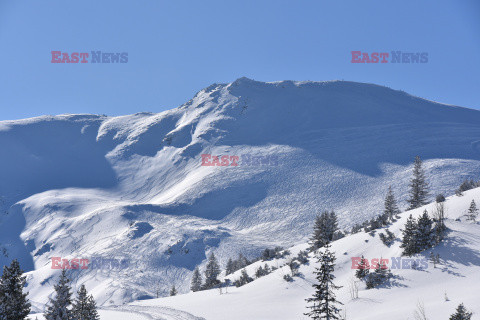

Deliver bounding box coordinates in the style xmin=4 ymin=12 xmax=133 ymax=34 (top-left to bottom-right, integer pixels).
xmin=104 ymin=304 xmax=206 ymax=320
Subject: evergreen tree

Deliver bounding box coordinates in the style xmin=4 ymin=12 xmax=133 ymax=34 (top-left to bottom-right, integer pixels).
xmin=400 ymin=214 xmax=419 ymax=256
xmin=235 ymin=253 xmax=249 ymax=270
xmin=234 ymin=269 xmax=253 ymax=287
xmin=169 ymin=285 xmax=177 ymax=296
xmin=365 ymin=259 xmax=390 ymax=289
xmin=255 ymin=266 xmax=265 ymax=278
xmin=72 ymin=284 xmax=99 ymax=320
xmin=0 ymin=259 xmax=31 ymax=320
xmin=310 ymin=211 xmax=339 ymax=251
xmin=449 ymin=303 xmax=472 ymax=320
xmin=354 ymin=256 xmax=370 ymax=280
xmin=204 ymin=253 xmax=220 ymax=289
xmin=190 ymin=267 xmax=203 ymax=292
xmin=467 ymin=199 xmax=478 ymax=222
xmin=407 ymin=156 xmax=429 ymax=209
xmin=263 ymin=263 xmax=271 ymax=274
xmin=86 ymin=296 xmax=99 ymax=320
xmin=305 ymin=244 xmax=343 ymax=319
xmin=44 ymin=269 xmax=73 ymax=320
xmin=416 ymin=210 xmax=434 ymax=251
xmin=384 ymin=186 xmax=400 ymax=221
xmin=225 ymin=258 xmax=234 ymax=275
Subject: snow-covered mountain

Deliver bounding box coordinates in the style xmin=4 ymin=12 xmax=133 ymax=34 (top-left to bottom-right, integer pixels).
xmin=33 ymin=186 xmax=480 ymax=320
xmin=1 ymin=78 xmax=480 ymax=307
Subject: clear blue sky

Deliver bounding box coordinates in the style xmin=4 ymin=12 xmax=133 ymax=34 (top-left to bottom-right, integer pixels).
xmin=0 ymin=0 xmax=479 ymax=120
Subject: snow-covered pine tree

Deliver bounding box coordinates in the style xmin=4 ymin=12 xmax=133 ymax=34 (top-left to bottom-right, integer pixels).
xmin=305 ymin=243 xmax=343 ymax=319
xmin=169 ymin=285 xmax=177 ymax=296
xmin=234 ymin=269 xmax=253 ymax=287
xmin=355 ymin=256 xmax=370 ymax=280
xmin=255 ymin=266 xmax=265 ymax=278
xmin=309 ymin=211 xmax=339 ymax=251
xmin=407 ymin=156 xmax=430 ymax=209
xmin=44 ymin=269 xmax=73 ymax=320
xmin=400 ymin=214 xmax=419 ymax=256
xmin=449 ymin=303 xmax=472 ymax=320
xmin=86 ymin=296 xmax=99 ymax=320
xmin=467 ymin=199 xmax=478 ymax=222
xmin=190 ymin=266 xmax=203 ymax=292
xmin=416 ymin=210 xmax=434 ymax=251
xmin=204 ymin=253 xmax=221 ymax=289
xmin=0 ymin=259 xmax=31 ymax=320
xmin=72 ymin=284 xmax=99 ymax=320
xmin=365 ymin=259 xmax=390 ymax=289
xmin=225 ymin=258 xmax=234 ymax=275
xmin=384 ymin=186 xmax=400 ymax=221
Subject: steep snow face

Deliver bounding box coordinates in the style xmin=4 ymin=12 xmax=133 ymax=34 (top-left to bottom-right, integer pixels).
xmin=1 ymin=78 xmax=480 ymax=307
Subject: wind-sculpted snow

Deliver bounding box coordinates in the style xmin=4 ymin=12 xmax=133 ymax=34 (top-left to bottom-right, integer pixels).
xmin=1 ymin=78 xmax=480 ymax=308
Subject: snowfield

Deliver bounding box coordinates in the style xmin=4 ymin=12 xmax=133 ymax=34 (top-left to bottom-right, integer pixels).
xmin=109 ymin=188 xmax=480 ymax=320
xmin=1 ymin=78 xmax=480 ymax=314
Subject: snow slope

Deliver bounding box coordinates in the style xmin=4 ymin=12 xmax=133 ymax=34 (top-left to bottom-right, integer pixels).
xmin=1 ymin=78 xmax=480 ymax=307
xmin=123 ymin=188 xmax=480 ymax=320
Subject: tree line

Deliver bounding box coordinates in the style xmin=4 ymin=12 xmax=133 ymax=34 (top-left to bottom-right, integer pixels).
xmin=0 ymin=260 xmax=99 ymax=320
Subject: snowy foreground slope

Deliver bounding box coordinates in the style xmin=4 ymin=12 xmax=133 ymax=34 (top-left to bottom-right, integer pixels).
xmin=114 ymin=189 xmax=480 ymax=319
xmin=1 ymin=78 xmax=480 ymax=307
xmin=33 ymin=187 xmax=480 ymax=319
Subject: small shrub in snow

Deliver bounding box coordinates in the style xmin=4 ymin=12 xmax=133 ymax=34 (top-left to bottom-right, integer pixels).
xmin=379 ymin=229 xmax=395 ymax=247
xmin=262 ymin=247 xmax=289 ymax=261
xmin=283 ymin=274 xmax=293 ymax=282
xmin=287 ymin=259 xmax=301 ymax=277
xmin=436 ymin=194 xmax=446 ymax=203
xmin=296 ymin=250 xmax=309 ymax=264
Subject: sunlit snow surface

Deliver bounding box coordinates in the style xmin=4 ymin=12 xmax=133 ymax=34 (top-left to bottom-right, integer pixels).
xmin=1 ymin=78 xmax=480 ymax=310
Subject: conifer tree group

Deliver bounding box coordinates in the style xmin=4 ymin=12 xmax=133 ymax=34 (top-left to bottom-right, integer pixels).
xmin=0 ymin=260 xmax=100 ymax=320
xmin=71 ymin=284 xmax=100 ymax=320
xmin=400 ymin=210 xmax=439 ymax=256
xmin=0 ymin=259 xmax=31 ymax=320
xmin=44 ymin=270 xmax=99 ymax=320
xmin=309 ymin=211 xmax=339 ymax=251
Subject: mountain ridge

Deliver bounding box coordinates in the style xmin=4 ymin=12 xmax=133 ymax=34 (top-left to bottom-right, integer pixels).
xmin=1 ymin=78 xmax=480 ymax=306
